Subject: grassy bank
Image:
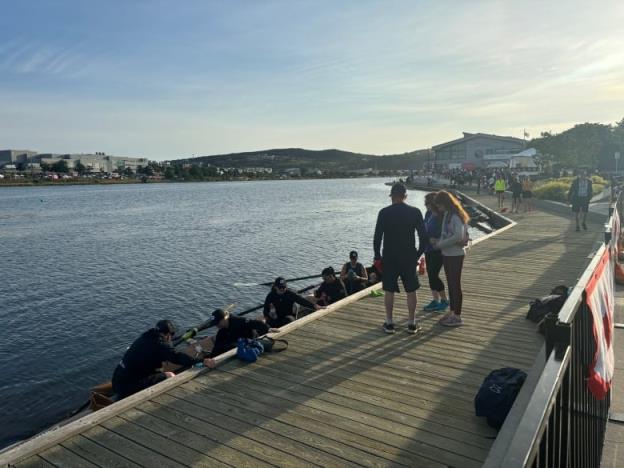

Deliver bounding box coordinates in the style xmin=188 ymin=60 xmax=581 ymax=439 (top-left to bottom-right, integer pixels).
xmin=533 ymin=175 xmax=608 ymax=202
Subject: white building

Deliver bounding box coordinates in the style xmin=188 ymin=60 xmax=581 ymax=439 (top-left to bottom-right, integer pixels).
xmin=483 ymin=148 xmax=540 ymax=174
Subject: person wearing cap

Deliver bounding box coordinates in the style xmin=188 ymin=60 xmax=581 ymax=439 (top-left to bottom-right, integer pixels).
xmin=204 ymin=308 xmax=275 ymax=368
xmin=340 ymin=250 xmax=368 ymax=295
xmin=263 ymin=277 xmax=321 ymax=328
xmin=315 ymin=267 xmax=347 ymax=306
xmin=111 ymin=320 xmax=212 ymax=399
xmin=373 ymin=182 xmax=429 ymax=334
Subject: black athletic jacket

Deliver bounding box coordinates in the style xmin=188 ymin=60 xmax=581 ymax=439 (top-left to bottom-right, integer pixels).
xmin=315 ymin=279 xmax=347 ymax=304
xmin=263 ymin=289 xmax=315 ymax=320
xmin=210 ymin=316 xmax=269 ymax=357
xmin=116 ymin=328 xmax=198 ymax=382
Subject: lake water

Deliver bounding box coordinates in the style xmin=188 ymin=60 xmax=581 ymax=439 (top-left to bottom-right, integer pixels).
xmin=0 ymin=178 xmax=455 ymax=449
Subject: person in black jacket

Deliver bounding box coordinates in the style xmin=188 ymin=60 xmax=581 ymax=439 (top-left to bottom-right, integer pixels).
xmin=112 ymin=320 xmax=211 ymax=399
xmin=315 ymin=267 xmax=347 ymax=306
xmin=373 ymin=183 xmax=429 ymax=334
xmin=204 ymin=308 xmax=276 ymax=368
xmin=264 ymin=277 xmax=321 ymax=327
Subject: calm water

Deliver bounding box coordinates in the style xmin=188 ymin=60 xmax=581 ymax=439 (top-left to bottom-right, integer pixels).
xmin=0 ymin=178 xmax=439 ymax=448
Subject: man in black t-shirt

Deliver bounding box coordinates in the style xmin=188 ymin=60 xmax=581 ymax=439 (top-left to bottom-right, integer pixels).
xmin=373 ymin=183 xmax=429 ymax=334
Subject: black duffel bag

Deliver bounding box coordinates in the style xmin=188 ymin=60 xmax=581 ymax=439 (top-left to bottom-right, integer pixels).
xmin=475 ymin=367 xmax=527 ymax=429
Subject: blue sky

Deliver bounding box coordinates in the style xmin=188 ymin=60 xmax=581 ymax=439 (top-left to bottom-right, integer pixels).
xmin=1 ymin=1 xmax=623 ymax=160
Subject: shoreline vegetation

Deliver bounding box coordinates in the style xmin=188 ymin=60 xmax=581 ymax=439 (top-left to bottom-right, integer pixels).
xmin=0 ymin=173 xmax=391 ymax=188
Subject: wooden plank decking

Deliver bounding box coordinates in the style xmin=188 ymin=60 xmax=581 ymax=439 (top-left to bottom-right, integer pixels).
xmin=5 ymin=194 xmax=603 ymax=468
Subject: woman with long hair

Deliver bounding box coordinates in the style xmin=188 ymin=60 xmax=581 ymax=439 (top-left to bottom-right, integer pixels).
xmin=431 ymin=191 xmax=469 ymax=327
xmin=422 ymin=192 xmax=448 ymax=311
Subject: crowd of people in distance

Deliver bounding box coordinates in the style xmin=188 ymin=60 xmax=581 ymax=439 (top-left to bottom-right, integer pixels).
xmin=111 ymin=182 xmax=472 ymax=400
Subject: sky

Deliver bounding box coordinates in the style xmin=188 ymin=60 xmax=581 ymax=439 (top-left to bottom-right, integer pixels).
xmin=1 ymin=0 xmax=623 ymax=160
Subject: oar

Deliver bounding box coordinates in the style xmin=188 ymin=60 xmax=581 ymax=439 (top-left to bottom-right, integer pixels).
xmin=258 ymin=274 xmax=323 ymax=286
xmin=238 ymin=283 xmax=319 ymax=316
xmin=172 ymin=303 xmax=236 ymax=345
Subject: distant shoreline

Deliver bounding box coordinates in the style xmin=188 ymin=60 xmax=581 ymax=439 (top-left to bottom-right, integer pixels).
xmin=0 ymin=174 xmax=387 ymax=188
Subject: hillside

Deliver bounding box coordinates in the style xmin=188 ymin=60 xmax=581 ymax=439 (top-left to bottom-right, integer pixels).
xmin=181 ymin=148 xmax=431 ymax=171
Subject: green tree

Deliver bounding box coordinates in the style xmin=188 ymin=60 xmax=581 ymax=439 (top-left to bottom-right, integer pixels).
xmin=75 ymin=161 xmax=86 ymax=175
xmin=202 ymin=166 xmax=218 ymax=178
xmin=52 ymin=160 xmax=69 ymax=173
xmin=164 ymin=167 xmax=175 ymax=179
xmin=123 ymin=167 xmax=134 ymax=177
xmin=189 ymin=165 xmax=202 ymax=179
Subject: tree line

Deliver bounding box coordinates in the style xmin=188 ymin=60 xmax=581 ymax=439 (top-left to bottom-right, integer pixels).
xmin=530 ymin=118 xmax=624 ymax=172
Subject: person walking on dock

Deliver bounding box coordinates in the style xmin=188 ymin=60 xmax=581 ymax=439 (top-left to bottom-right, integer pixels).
xmin=111 ymin=320 xmax=212 ymax=399
xmin=431 ymin=191 xmax=469 ymax=327
xmin=510 ymin=176 xmax=523 ymax=214
xmin=495 ymin=173 xmax=506 ymax=210
xmin=568 ymin=171 xmax=593 ymax=231
xmin=422 ymin=192 xmax=449 ymax=312
xmin=373 ymin=183 xmax=429 ymax=334
xmin=522 ymin=176 xmax=534 ymax=212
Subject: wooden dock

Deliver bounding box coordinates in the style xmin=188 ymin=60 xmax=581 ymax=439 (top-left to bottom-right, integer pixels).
xmin=3 ymin=194 xmax=603 ymax=467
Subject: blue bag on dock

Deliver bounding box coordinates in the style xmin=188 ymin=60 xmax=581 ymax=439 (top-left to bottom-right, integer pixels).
xmin=475 ymin=368 xmax=527 ymax=429
xmin=236 ymin=337 xmax=264 ymax=363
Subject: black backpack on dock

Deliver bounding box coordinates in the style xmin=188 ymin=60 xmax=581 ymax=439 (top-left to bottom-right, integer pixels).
xmin=526 ymin=285 xmax=569 ymax=324
xmin=475 ymin=368 xmax=527 ymax=429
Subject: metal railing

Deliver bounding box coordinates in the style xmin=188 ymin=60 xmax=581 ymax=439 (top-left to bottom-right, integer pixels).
xmin=484 ymin=191 xmax=620 ymax=467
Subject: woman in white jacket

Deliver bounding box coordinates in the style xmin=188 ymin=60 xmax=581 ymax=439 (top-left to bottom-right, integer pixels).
xmin=430 ymin=191 xmax=469 ymax=327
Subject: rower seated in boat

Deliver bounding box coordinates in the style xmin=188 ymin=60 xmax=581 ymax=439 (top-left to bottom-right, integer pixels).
xmin=264 ymin=277 xmax=320 ymax=327
xmin=340 ymin=250 xmax=368 ymax=295
xmin=111 ymin=320 xmax=211 ymax=399
xmin=314 ymin=266 xmax=347 ymax=306
xmin=204 ymin=308 xmax=277 ymax=368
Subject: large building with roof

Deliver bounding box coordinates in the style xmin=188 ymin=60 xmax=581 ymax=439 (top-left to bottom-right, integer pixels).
xmin=432 ymin=132 xmax=526 ymax=170
xmin=0 ymin=149 xmax=148 ymax=173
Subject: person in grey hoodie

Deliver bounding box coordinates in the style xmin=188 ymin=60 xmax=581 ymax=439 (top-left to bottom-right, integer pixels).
xmin=430 ymin=191 xmax=470 ymax=327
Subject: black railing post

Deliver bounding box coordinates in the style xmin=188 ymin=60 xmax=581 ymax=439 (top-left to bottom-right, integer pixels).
xmin=544 ymin=314 xmax=571 ymax=361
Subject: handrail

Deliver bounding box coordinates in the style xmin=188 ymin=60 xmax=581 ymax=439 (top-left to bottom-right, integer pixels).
xmin=487 ymin=346 xmax=571 ymax=467
xmin=557 ymin=243 xmax=605 ymax=324
xmin=485 ymin=184 xmax=620 ymax=467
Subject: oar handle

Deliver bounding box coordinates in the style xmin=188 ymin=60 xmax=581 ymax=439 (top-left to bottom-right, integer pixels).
xmin=259 ymin=273 xmax=324 ymax=286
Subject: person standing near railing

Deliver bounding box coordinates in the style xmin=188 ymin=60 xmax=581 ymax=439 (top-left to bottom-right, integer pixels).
xmin=430 ymin=191 xmax=470 ymax=327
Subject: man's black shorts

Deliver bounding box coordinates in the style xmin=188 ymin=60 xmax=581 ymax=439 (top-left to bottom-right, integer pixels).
xmin=572 ymin=197 xmax=590 ymax=213
xmin=382 ymin=258 xmax=419 ymax=293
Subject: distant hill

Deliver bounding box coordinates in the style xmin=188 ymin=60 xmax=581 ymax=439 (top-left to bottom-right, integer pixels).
xmin=180 ymin=148 xmax=431 ymax=171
